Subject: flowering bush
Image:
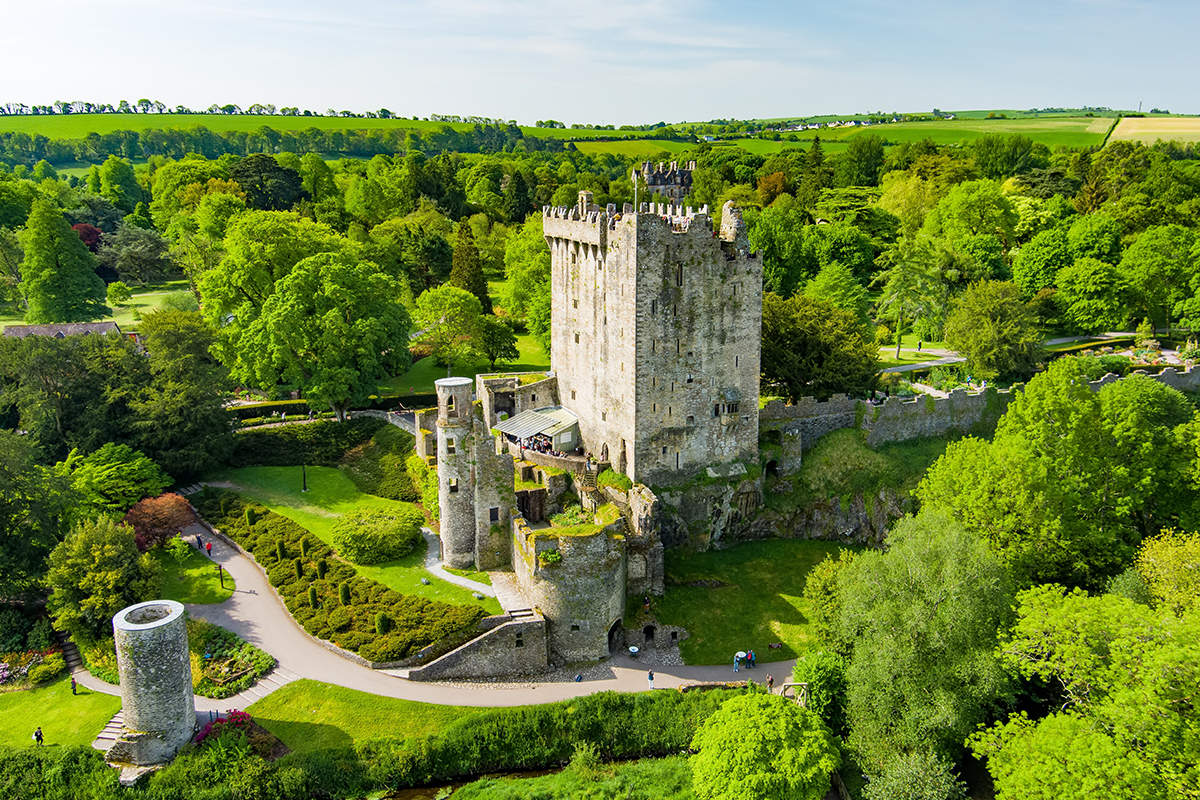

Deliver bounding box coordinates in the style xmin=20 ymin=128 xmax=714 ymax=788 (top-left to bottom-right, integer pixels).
xmin=196 ymin=709 xmax=254 ymax=745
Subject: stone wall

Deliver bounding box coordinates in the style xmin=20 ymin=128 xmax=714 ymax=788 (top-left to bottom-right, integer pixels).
xmin=474 ymin=433 xmax=516 ymax=570
xmin=759 ymin=395 xmax=859 ymax=451
xmin=511 ymin=513 xmax=626 ymax=663
xmin=862 ymin=387 xmax=1012 ymax=446
xmin=414 ymin=408 xmax=438 ymax=460
xmin=406 ymin=612 xmax=548 ymax=681
xmin=109 ymin=600 xmax=194 ymax=767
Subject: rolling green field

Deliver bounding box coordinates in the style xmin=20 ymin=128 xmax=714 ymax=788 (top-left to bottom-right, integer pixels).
xmin=208 ymin=465 xmax=502 ymax=614
xmin=0 ymin=279 xmax=191 ymax=332
xmin=247 ymin=679 xmax=479 ymax=752
xmin=826 ymin=116 xmax=1113 ymax=148
xmin=0 ymin=675 xmax=121 ymax=749
xmin=572 ymin=139 xmax=692 ymax=157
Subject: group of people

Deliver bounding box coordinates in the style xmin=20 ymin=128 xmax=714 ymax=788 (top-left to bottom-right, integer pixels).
xmin=509 ymin=433 xmax=570 ymax=458
xmin=734 ymin=649 xmax=758 ymax=671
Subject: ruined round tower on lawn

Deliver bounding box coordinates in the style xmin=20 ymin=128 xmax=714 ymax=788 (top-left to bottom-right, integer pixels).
xmin=107 ymin=599 xmax=194 ymax=769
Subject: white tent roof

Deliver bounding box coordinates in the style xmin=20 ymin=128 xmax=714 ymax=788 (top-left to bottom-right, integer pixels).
xmin=494 ymin=407 xmax=578 ymax=439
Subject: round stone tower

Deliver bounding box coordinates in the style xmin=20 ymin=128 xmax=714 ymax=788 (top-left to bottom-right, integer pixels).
xmin=108 ymin=600 xmax=194 ymax=766
xmin=436 ymin=376 xmax=476 ymax=569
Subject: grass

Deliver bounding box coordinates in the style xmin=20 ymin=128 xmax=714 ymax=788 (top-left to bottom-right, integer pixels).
xmin=827 ymin=116 xmax=1108 ymax=148
xmin=877 ymin=349 xmax=940 ymax=369
xmin=644 ymin=538 xmax=851 ymax=666
xmin=208 ymin=465 xmax=502 ymax=614
xmin=765 ymin=428 xmax=951 ymax=516
xmin=245 ymin=678 xmax=479 ymax=753
xmin=453 ymin=754 xmax=695 ymax=799
xmin=442 ymin=566 xmax=493 ymax=586
xmin=379 ymin=333 xmax=550 ymax=396
xmin=572 ymin=139 xmax=692 ymax=157
xmin=1110 ymin=116 xmax=1200 ymax=144
xmin=0 ymin=279 xmax=191 ymax=332
xmin=152 ymin=547 xmax=236 ymax=604
xmin=0 ymin=675 xmax=121 ymax=749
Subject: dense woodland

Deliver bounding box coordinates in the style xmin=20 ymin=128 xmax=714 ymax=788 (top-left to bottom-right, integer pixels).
xmin=0 ymin=127 xmax=1199 ymax=799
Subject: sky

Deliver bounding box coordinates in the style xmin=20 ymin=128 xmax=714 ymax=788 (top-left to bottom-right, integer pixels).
xmin=1 ymin=0 xmax=1195 ymax=125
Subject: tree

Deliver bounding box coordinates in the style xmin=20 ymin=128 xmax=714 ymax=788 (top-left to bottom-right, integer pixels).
xmin=502 ymin=170 xmax=533 ymax=223
xmin=415 ymin=285 xmax=483 ymax=378
xmin=837 ymin=511 xmax=1013 ymax=766
xmin=872 ymin=238 xmax=936 ymax=359
xmin=130 ymin=309 xmax=233 ymax=481
xmin=502 ymin=215 xmax=551 ymax=318
xmin=1135 ymin=529 xmax=1200 ymax=617
xmin=1055 ymin=257 xmax=1129 ymax=334
xmin=228 ymin=153 xmax=305 ymax=211
xmin=1011 ymin=227 xmax=1072 ymax=297
xmin=690 ymin=693 xmax=840 ymax=800
xmin=19 ymin=199 xmax=106 ymax=323
xmin=802 ymin=549 xmax=857 ymax=649
xmin=46 ymin=517 xmax=161 ymax=641
xmin=972 ymin=585 xmax=1199 ymax=799
xmin=106 ymin=281 xmax=132 ymax=307
xmin=748 ymin=194 xmax=813 ymax=297
xmin=0 ymin=228 xmax=25 ymax=306
xmin=475 ymin=316 xmax=519 ymax=370
xmin=236 ymin=253 xmax=411 ymax=421
xmin=760 ymin=293 xmax=879 ymax=402
xmin=804 ymin=262 xmax=870 ymax=329
xmin=96 ymin=224 xmax=175 ymax=286
xmin=862 ymin=751 xmax=966 ymax=800
xmin=195 ymin=192 xmax=247 ymax=240
xmin=70 ymin=223 xmax=102 ymax=254
xmin=922 ymin=179 xmax=1017 ymax=248
xmin=1122 ymin=224 xmax=1197 ymax=333
xmin=122 ymin=493 xmax=197 ymax=550
xmin=1067 ymin=212 xmax=1123 ymax=263
xmin=835 ymin=134 xmax=885 ymax=187
xmin=972 ymin=133 xmax=1038 ymax=180
xmin=97 ymin=155 xmax=142 ymax=214
xmin=942 ymin=280 xmax=1042 ymax=380
xmin=792 ymin=650 xmax=849 ymax=738
xmin=54 ymin=443 xmax=170 ymax=514
xmin=0 ymin=432 xmax=75 ymax=599
xmin=449 ymin=223 xmax=492 ymax=313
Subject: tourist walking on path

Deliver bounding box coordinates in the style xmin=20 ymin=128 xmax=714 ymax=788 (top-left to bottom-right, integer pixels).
xmin=733 ymin=654 xmax=740 ymax=673
xmin=749 ymin=650 xmax=756 ymax=669
xmin=33 ymin=727 xmax=43 ymax=746
xmin=206 ymin=542 xmax=213 ymax=558
xmin=648 ymin=670 xmax=654 ymax=690
xmin=70 ymin=676 xmax=76 ymax=695
xmin=766 ymin=674 xmax=774 ymax=693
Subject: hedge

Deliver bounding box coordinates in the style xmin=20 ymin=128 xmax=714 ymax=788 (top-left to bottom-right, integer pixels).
xmin=229 ymin=394 xmax=439 ymax=422
xmin=194 ymin=490 xmax=483 ymax=662
xmin=332 ymin=508 xmax=424 ymax=565
xmin=340 ymin=425 xmax=419 ymax=502
xmin=228 ymin=417 xmax=388 ymax=468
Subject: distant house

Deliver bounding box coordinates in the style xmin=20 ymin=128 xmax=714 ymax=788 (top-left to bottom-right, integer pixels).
xmin=3 ymin=321 xmax=122 ymax=339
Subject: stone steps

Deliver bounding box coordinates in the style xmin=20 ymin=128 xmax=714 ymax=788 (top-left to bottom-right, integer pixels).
xmin=92 ymin=711 xmax=125 ymax=751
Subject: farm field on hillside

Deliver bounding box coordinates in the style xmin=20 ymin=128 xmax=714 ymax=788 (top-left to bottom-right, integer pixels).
xmin=0 ymin=113 xmax=653 ymax=140
xmin=1110 ymin=116 xmax=1200 ymax=143
xmin=825 ymin=116 xmax=1110 ymax=148
xmin=573 ymin=139 xmax=692 ymax=157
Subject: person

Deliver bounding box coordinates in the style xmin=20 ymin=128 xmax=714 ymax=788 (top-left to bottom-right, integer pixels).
xmin=196 ymin=533 xmax=203 ymax=550
xmin=70 ymin=676 xmax=76 ymax=695
xmin=766 ymin=673 xmax=774 ymax=693
xmin=647 ymin=669 xmax=654 ymax=690
xmin=643 ymin=596 xmax=651 ymax=612
xmin=733 ymin=653 xmax=740 ymax=673
xmin=33 ymin=727 xmax=43 ymax=746
xmin=749 ymin=649 xmax=756 ymax=669
xmin=917 ymin=339 xmax=923 ymax=352
xmin=205 ymin=542 xmax=213 ymax=558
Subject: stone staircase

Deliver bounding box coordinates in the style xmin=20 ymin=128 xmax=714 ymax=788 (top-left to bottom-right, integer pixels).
xmin=55 ymin=629 xmax=84 ymax=675
xmin=234 ymin=665 xmax=301 ymax=703
xmin=93 ymin=711 xmax=124 ymax=752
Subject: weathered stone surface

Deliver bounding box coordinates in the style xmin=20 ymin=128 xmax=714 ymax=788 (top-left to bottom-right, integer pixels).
xmin=110 ymin=600 xmax=194 ymax=767
xmin=407 ymin=613 xmax=548 ymax=681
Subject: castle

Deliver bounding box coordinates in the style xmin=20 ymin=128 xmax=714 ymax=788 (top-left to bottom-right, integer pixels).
xmin=406 ymin=183 xmax=763 ymax=678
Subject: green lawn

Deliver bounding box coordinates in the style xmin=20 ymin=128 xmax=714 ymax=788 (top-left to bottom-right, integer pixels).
xmin=152 ymin=546 xmax=235 ymax=605
xmin=829 ymin=116 xmax=1108 ymax=148
xmin=246 ymin=679 xmax=479 ymax=753
xmin=208 ymin=465 xmax=502 ymax=614
xmin=878 ymin=349 xmax=940 ymax=369
xmin=573 ymin=139 xmax=692 ymax=157
xmin=0 ymin=279 xmax=191 ymax=332
xmin=0 ymin=675 xmax=121 ymax=749
xmin=379 ymin=333 xmax=550 ymax=396
xmin=644 ymin=538 xmax=853 ymax=666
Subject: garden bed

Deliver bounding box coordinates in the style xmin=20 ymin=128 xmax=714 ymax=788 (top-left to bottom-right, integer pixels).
xmin=188 ymin=618 xmax=276 ymax=699
xmin=194 ymin=489 xmax=486 ymax=663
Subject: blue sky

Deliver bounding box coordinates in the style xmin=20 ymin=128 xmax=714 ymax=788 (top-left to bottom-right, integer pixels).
xmin=2 ymin=0 xmax=1194 ymax=124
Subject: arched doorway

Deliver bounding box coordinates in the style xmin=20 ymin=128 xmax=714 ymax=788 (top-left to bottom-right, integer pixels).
xmin=600 ymin=443 xmax=609 ymax=463
xmin=608 ymin=619 xmax=624 ymax=653
xmin=643 ymin=625 xmax=656 ymax=647
xmin=766 ymin=460 xmax=779 ymax=479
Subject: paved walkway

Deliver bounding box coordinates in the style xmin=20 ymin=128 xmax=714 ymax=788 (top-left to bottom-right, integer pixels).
xmin=880 ymin=332 xmax=1142 ymax=374
xmin=420 ymin=528 xmax=495 ymax=597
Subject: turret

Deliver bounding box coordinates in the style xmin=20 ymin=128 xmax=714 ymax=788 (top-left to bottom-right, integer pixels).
xmin=436 ymin=377 xmax=476 ymax=569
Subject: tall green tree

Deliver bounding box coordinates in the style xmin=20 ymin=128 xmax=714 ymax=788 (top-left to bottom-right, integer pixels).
xmin=502 ymin=171 xmax=533 ymax=223
xmin=97 ymin=155 xmax=142 ymax=214
xmin=474 ymin=316 xmax=519 ymax=371
xmin=19 ymin=199 xmax=106 ymax=324
xmin=872 ymin=238 xmax=936 ymax=359
xmin=449 ymin=222 xmax=492 ymax=313
xmin=922 ymin=179 xmax=1017 ymax=249
xmin=0 ymin=432 xmax=75 ymax=599
xmin=237 ymin=253 xmax=411 ymax=421
xmin=229 ymin=153 xmax=305 ymax=211
xmin=1122 ymin=223 xmax=1197 ymax=333
xmin=54 ymin=443 xmax=170 ymax=514
xmin=838 ymin=511 xmax=1014 ymax=768
xmin=96 ymin=224 xmax=175 ymax=286
xmin=942 ymin=280 xmax=1042 ymax=380
xmin=1011 ymin=227 xmax=1072 ymax=297
xmin=690 ymin=693 xmax=840 ymax=800
xmin=502 ymin=215 xmax=551 ymax=317
xmin=415 ymin=285 xmax=484 ymax=378
xmin=835 ymin=134 xmax=886 ymax=187
xmin=761 ymin=293 xmax=879 ymax=401
xmin=748 ymin=194 xmax=813 ymax=297
xmin=1055 ymin=257 xmax=1129 ymax=334
xmin=803 ymin=261 xmax=869 ymax=327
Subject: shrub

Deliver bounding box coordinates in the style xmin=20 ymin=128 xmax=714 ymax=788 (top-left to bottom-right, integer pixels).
xmin=406 ymin=453 xmax=439 ymax=516
xmin=26 ymin=617 xmax=54 ymax=651
xmin=341 ymin=425 xmax=419 ymax=501
xmin=873 ymin=325 xmax=894 ymax=346
xmin=317 ymin=558 xmax=328 ymax=579
xmin=327 ymin=607 xmax=351 ymax=631
xmin=245 ymin=507 xmax=257 ymax=526
xmin=375 ymin=612 xmax=392 ymax=635
xmin=0 ymin=607 xmax=33 ymax=652
xmin=79 ymin=635 xmax=120 ymax=684
xmin=293 ymin=558 xmax=304 ymax=580
xmin=187 ymin=619 xmax=276 ymax=699
xmin=863 ymin=750 xmax=966 ymax=800
xmin=595 ymin=469 xmax=633 ymax=492
xmin=793 ymin=651 xmax=849 ymax=737
xmin=332 ymin=508 xmax=424 ymax=565
xmin=300 ymin=537 xmax=310 ymax=557
xmin=339 ymin=582 xmax=352 ymax=606
xmin=193 ymin=489 xmax=482 ymax=662
xmin=276 ymin=540 xmax=287 ymax=561
xmin=228 ymin=417 xmax=387 ymax=468
xmin=549 ymin=504 xmax=589 ymax=527
xmin=26 ymin=653 xmax=65 ymax=685
xmin=309 ymin=586 xmax=319 ymax=608
xmin=123 ymin=493 xmax=197 ymax=551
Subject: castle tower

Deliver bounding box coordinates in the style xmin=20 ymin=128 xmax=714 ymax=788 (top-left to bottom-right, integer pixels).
xmin=542 ymin=191 xmax=761 ymax=485
xmin=435 ymin=377 xmax=476 ymax=569
xmin=108 ymin=600 xmax=194 ymax=767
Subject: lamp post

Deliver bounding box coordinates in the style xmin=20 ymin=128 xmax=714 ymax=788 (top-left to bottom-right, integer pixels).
xmin=216 ymin=563 xmax=224 ymax=589
xmin=301 ymin=464 xmax=308 ymax=493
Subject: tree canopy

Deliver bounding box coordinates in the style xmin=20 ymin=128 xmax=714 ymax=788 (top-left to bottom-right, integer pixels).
xmin=761 ymin=293 xmax=878 ymax=402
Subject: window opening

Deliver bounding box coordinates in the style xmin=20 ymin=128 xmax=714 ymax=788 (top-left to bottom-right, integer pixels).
xmin=489 ymin=507 xmax=500 ymax=522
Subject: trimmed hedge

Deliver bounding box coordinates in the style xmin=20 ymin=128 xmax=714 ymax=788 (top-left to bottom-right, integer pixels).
xmin=230 ymin=393 xmax=439 ymax=422
xmin=194 ymin=490 xmax=483 ymax=662
xmin=229 ymin=418 xmax=387 ymax=468
xmin=332 ymin=508 xmax=424 ymax=565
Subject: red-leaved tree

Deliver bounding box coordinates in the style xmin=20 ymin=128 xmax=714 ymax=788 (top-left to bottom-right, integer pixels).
xmin=71 ymin=223 xmax=102 ymax=253
xmin=122 ymin=493 xmax=197 ymax=551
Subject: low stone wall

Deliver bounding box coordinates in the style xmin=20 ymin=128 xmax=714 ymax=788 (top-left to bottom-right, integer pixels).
xmin=406 ymin=613 xmax=549 ymax=681
xmin=861 ymin=387 xmax=1013 ymax=446
xmin=503 ymin=441 xmax=589 ymax=474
